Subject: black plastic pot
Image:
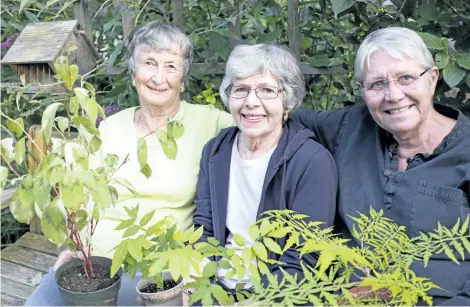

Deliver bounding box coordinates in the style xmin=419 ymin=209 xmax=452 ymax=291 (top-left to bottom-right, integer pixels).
xmin=55 ymin=256 xmax=122 ymax=306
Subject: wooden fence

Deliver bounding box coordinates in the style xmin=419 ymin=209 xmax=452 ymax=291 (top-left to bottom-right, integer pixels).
xmin=73 ymin=0 xmax=342 ymax=76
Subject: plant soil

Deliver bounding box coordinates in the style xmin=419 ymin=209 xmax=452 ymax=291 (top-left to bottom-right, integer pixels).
xmin=57 ymin=263 xmax=119 ymax=293
xmin=140 ymin=280 xmax=179 ymax=293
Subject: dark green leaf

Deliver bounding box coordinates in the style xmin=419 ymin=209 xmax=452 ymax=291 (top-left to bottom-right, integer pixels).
xmin=443 ymin=61 xmax=465 ymax=88
xmin=435 ymin=52 xmax=449 ymax=69
xmin=331 ymin=0 xmax=354 ymax=18
xmin=418 ymin=32 xmax=445 ymax=50
xmin=456 ymin=53 xmax=470 ymax=69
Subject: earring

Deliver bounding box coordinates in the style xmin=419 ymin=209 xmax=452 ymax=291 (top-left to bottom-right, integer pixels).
xmin=283 ymin=113 xmax=288 ymax=122
xmin=132 ymin=80 xmax=135 ymax=87
xmin=180 ymin=86 xmax=185 ymax=93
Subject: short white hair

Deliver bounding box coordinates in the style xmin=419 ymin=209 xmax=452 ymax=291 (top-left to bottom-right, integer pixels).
xmin=126 ymin=22 xmax=193 ymax=78
xmin=219 ymin=44 xmax=305 ymax=113
xmin=355 ymin=27 xmax=434 ymax=81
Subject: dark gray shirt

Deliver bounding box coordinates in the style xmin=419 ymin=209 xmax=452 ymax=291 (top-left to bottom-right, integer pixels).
xmin=293 ymin=103 xmax=470 ymax=306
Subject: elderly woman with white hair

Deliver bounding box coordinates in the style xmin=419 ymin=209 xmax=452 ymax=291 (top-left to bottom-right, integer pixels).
xmin=293 ymin=27 xmax=470 ymax=305
xmin=25 ymin=22 xmax=233 ymax=306
xmin=193 ymin=44 xmax=338 ymax=294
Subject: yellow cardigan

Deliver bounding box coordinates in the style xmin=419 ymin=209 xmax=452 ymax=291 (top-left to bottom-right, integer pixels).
xmin=90 ymin=101 xmax=233 ymax=258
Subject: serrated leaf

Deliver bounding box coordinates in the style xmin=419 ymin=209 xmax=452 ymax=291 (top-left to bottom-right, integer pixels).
xmin=139 ymin=210 xmax=155 ymax=227
xmin=317 ymin=250 xmax=335 ymax=276
xmin=443 ymin=61 xmax=465 ymax=88
xmin=460 ymin=215 xmax=469 ymax=235
xmin=41 ymin=103 xmax=64 ymax=143
xmin=167 ymin=120 xmax=184 ymax=139
xmin=283 ymin=233 xmax=299 ymax=252
xmin=122 ymin=224 xmax=140 ymax=238
xmin=443 ymin=244 xmax=459 ymax=264
xmin=115 ymin=218 xmax=135 ymax=231
xmin=418 ymin=32 xmax=445 ymax=50
xmin=248 ymin=224 xmax=260 ymax=240
xmin=252 ymin=241 xmax=268 ymax=261
xmin=189 ymin=225 xmax=204 ymax=244
xmin=263 ymin=237 xmax=282 ymax=254
xmin=111 ymin=241 xmax=127 ymax=277
xmin=14 ymin=137 xmax=26 ymax=165
xmin=233 ymin=234 xmax=246 ymax=247
xmin=6 ymin=118 xmax=24 ymax=138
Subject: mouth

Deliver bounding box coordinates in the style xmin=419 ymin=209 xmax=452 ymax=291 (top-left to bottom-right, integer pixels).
xmin=385 ymin=105 xmax=412 ymax=115
xmin=242 ymin=114 xmax=266 ymax=122
xmin=147 ymin=85 xmax=168 ymax=92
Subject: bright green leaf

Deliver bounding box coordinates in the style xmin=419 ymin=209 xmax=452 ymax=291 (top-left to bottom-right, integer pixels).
xmin=248 ymin=225 xmax=260 ymax=241
xmin=111 ymin=241 xmax=127 ymax=277
xmin=115 ymin=218 xmax=135 ymax=230
xmin=74 ymin=88 xmax=98 ymax=124
xmin=128 ymin=239 xmax=143 ymax=262
xmin=252 ymin=241 xmax=268 ymax=261
xmin=242 ymin=247 xmax=252 ymax=266
xmin=122 ymin=225 xmax=140 ymax=238
xmin=233 ymin=234 xmax=246 ymax=247
xmin=263 ymin=237 xmax=282 ymax=254
xmin=41 ymin=103 xmax=64 ymax=143
xmin=55 ymin=117 xmax=69 ymax=133
xmin=18 ymin=174 xmax=34 ymax=208
xmin=189 ymin=225 xmax=204 ymax=244
xmin=6 ymin=118 xmax=24 ymax=138
xmin=0 ymin=166 xmax=8 ymax=190
xmin=161 ymin=137 xmax=177 ymax=160
xmin=14 ymin=137 xmax=26 ymax=165
xmin=202 ymin=261 xmax=217 ymax=278
xmin=167 ymin=120 xmax=184 ymax=139
xmin=139 ymin=210 xmax=155 ymax=227
xmin=41 ymin=199 xmax=67 ymax=246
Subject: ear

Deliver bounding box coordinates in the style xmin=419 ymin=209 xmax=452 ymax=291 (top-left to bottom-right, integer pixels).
xmin=430 ymin=66 xmax=439 ymax=92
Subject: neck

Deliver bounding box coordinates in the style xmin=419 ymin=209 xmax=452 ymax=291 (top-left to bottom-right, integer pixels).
xmin=135 ymin=101 xmax=181 ymax=134
xmin=237 ymin=126 xmax=283 ymax=160
xmin=393 ymin=109 xmax=454 ymax=159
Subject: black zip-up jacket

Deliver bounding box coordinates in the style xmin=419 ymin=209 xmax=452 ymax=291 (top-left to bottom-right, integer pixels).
xmin=193 ymin=119 xmax=338 ymax=285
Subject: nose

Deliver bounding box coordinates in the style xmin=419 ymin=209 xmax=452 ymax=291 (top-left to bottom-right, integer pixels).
xmin=151 ymin=69 xmax=166 ymax=84
xmin=384 ymin=80 xmax=406 ymax=103
xmin=245 ymin=89 xmax=260 ymax=108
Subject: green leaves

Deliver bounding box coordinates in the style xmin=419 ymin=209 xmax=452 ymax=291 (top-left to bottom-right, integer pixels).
xmin=0 ymin=167 xmax=8 ymax=190
xmin=6 ymin=118 xmax=24 ymax=138
xmin=137 ymin=137 xmax=151 ymax=178
xmin=443 ymin=61 xmax=465 ymax=88
xmin=331 ymin=0 xmax=354 ymax=18
xmin=418 ymin=32 xmax=446 ymax=50
xmin=74 ymin=88 xmax=98 ymax=124
xmin=41 ymin=198 xmax=67 ymax=246
xmin=156 ymin=120 xmax=184 ymax=160
xmin=54 ymin=55 xmax=78 ymax=91
xmin=41 ymin=103 xmax=64 ymax=143
xmin=111 ymin=241 xmax=127 ymax=277
xmin=14 ymin=137 xmax=26 ymax=165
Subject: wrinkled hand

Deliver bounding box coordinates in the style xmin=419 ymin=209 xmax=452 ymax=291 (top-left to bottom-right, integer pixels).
xmin=53 ymin=250 xmax=83 ymax=271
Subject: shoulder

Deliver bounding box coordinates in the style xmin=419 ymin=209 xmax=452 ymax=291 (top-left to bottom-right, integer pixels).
xmin=183 ymin=101 xmax=230 ymax=118
xmin=202 ymin=126 xmax=238 ymax=155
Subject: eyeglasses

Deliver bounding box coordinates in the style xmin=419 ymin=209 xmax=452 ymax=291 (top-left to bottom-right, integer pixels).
xmin=230 ymin=86 xmax=283 ymax=99
xmin=362 ymin=69 xmax=429 ymax=96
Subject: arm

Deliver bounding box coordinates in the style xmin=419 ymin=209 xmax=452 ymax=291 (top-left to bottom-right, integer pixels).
xmin=193 ymin=141 xmax=215 ymax=242
xmin=290 ymin=107 xmax=353 ymax=153
xmin=439 ymin=281 xmax=470 ymax=306
xmin=271 ymin=146 xmax=338 ymax=280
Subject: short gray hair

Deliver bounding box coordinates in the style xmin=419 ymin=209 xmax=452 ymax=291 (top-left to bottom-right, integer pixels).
xmin=220 ymin=44 xmax=305 ymax=113
xmin=126 ymin=22 xmax=193 ymax=78
xmin=355 ymin=27 xmax=434 ymax=81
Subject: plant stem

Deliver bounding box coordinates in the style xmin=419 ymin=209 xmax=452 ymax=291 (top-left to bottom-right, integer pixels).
xmin=0 ymin=153 xmax=21 ymax=177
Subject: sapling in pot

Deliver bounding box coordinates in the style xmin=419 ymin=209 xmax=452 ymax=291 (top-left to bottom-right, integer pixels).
xmin=0 ymin=53 xmax=134 ymax=304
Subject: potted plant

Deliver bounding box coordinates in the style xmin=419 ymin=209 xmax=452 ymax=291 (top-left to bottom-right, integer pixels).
xmin=0 ymin=52 xmax=129 ymax=305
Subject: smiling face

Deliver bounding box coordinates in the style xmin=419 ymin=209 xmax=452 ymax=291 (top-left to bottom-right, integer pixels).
xmin=362 ymin=51 xmax=439 ymax=136
xmin=133 ymin=45 xmax=184 ymax=109
xmin=229 ymin=71 xmax=285 ymax=144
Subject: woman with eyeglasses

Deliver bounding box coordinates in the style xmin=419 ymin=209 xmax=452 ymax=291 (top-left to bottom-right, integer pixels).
xmin=25 ymin=22 xmax=233 ymax=306
xmin=193 ymin=44 xmax=338 ymax=294
xmin=292 ymin=27 xmax=470 ymax=305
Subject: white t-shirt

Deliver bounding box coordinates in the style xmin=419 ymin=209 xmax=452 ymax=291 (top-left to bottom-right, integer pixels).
xmin=218 ymin=133 xmax=276 ymax=289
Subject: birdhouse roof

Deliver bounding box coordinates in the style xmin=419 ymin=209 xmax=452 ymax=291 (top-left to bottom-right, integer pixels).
xmin=1 ymin=20 xmax=92 ymax=65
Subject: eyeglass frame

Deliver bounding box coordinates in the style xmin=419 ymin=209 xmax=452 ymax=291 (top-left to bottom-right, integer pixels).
xmin=359 ymin=69 xmax=430 ymax=92
xmin=228 ymin=85 xmax=284 ymax=100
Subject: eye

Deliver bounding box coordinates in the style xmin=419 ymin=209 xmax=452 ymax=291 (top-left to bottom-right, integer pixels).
xmin=369 ymin=80 xmax=387 ymax=89
xmin=233 ymin=87 xmax=248 ymax=93
xmin=398 ymin=75 xmax=415 ymax=84
xmin=144 ymin=61 xmax=154 ymax=66
xmin=259 ymin=87 xmax=276 ymax=94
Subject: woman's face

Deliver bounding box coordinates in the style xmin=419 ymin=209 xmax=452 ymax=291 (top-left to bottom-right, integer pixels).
xmin=133 ymin=45 xmax=184 ymax=108
xmin=228 ymin=71 xmax=285 ymax=142
xmin=361 ymin=51 xmax=438 ymax=136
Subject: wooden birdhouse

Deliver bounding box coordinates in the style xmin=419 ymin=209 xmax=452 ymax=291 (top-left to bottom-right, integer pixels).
xmin=1 ymin=20 xmax=99 ymax=93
